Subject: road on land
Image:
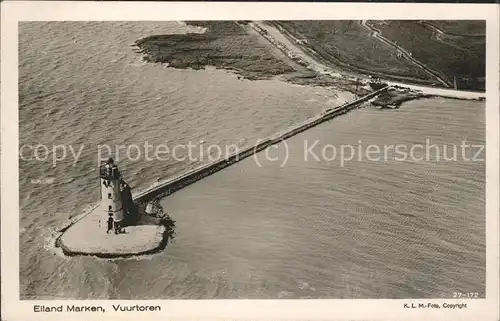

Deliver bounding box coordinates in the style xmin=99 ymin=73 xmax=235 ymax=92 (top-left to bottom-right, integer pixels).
xmin=252 ymin=21 xmax=484 ymax=100
xmin=359 ymin=20 xmax=452 ymax=88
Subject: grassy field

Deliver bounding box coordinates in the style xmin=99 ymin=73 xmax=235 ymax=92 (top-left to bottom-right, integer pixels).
xmin=135 ymin=21 xmax=296 ymax=80
xmin=371 ymin=20 xmax=485 ymax=91
xmin=273 ymin=21 xmax=436 ymax=85
xmin=275 ymin=20 xmax=485 ymax=91
xmin=424 ymin=21 xmax=485 ymax=36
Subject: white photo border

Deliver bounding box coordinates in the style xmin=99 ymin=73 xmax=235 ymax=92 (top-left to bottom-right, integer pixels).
xmin=1 ymin=2 xmax=499 ymax=321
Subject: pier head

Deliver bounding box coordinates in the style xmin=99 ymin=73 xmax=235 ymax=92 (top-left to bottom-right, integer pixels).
xmin=56 ymin=159 xmax=168 ymax=258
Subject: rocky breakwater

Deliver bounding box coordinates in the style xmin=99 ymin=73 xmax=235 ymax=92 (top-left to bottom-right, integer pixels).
xmin=370 ymin=86 xmax=431 ymax=109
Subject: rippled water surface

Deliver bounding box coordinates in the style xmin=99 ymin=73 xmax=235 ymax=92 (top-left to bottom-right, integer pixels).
xmin=19 ymin=22 xmax=485 ymax=299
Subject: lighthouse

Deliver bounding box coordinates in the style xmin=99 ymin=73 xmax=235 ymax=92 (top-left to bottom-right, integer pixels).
xmin=99 ymin=158 xmax=124 ymax=234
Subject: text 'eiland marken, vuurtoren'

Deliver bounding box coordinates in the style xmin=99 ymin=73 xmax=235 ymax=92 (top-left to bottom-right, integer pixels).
xmin=33 ymin=304 xmax=162 ymax=312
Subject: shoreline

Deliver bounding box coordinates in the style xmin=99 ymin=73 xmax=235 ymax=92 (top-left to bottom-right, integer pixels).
xmin=134 ymin=21 xmax=485 ymax=104
xmin=133 ymin=21 xmax=369 ymax=97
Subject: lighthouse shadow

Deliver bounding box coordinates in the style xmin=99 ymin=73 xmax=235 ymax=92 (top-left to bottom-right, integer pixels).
xmin=124 ymin=201 xmax=177 ymax=247
xmin=120 ymin=178 xmax=176 ymax=248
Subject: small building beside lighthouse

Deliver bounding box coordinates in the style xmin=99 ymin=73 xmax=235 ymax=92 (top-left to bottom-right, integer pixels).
xmin=99 ymin=158 xmax=124 ymax=232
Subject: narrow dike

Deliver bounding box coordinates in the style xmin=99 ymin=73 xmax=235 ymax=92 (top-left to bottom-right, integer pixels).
xmin=133 ymin=86 xmax=389 ymax=204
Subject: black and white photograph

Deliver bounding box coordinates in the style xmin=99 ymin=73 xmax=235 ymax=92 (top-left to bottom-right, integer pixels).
xmin=2 ymin=2 xmax=499 ymax=320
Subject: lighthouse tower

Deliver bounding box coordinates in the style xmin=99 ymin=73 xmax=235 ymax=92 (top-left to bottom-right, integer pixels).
xmin=99 ymin=158 xmax=124 ymax=232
